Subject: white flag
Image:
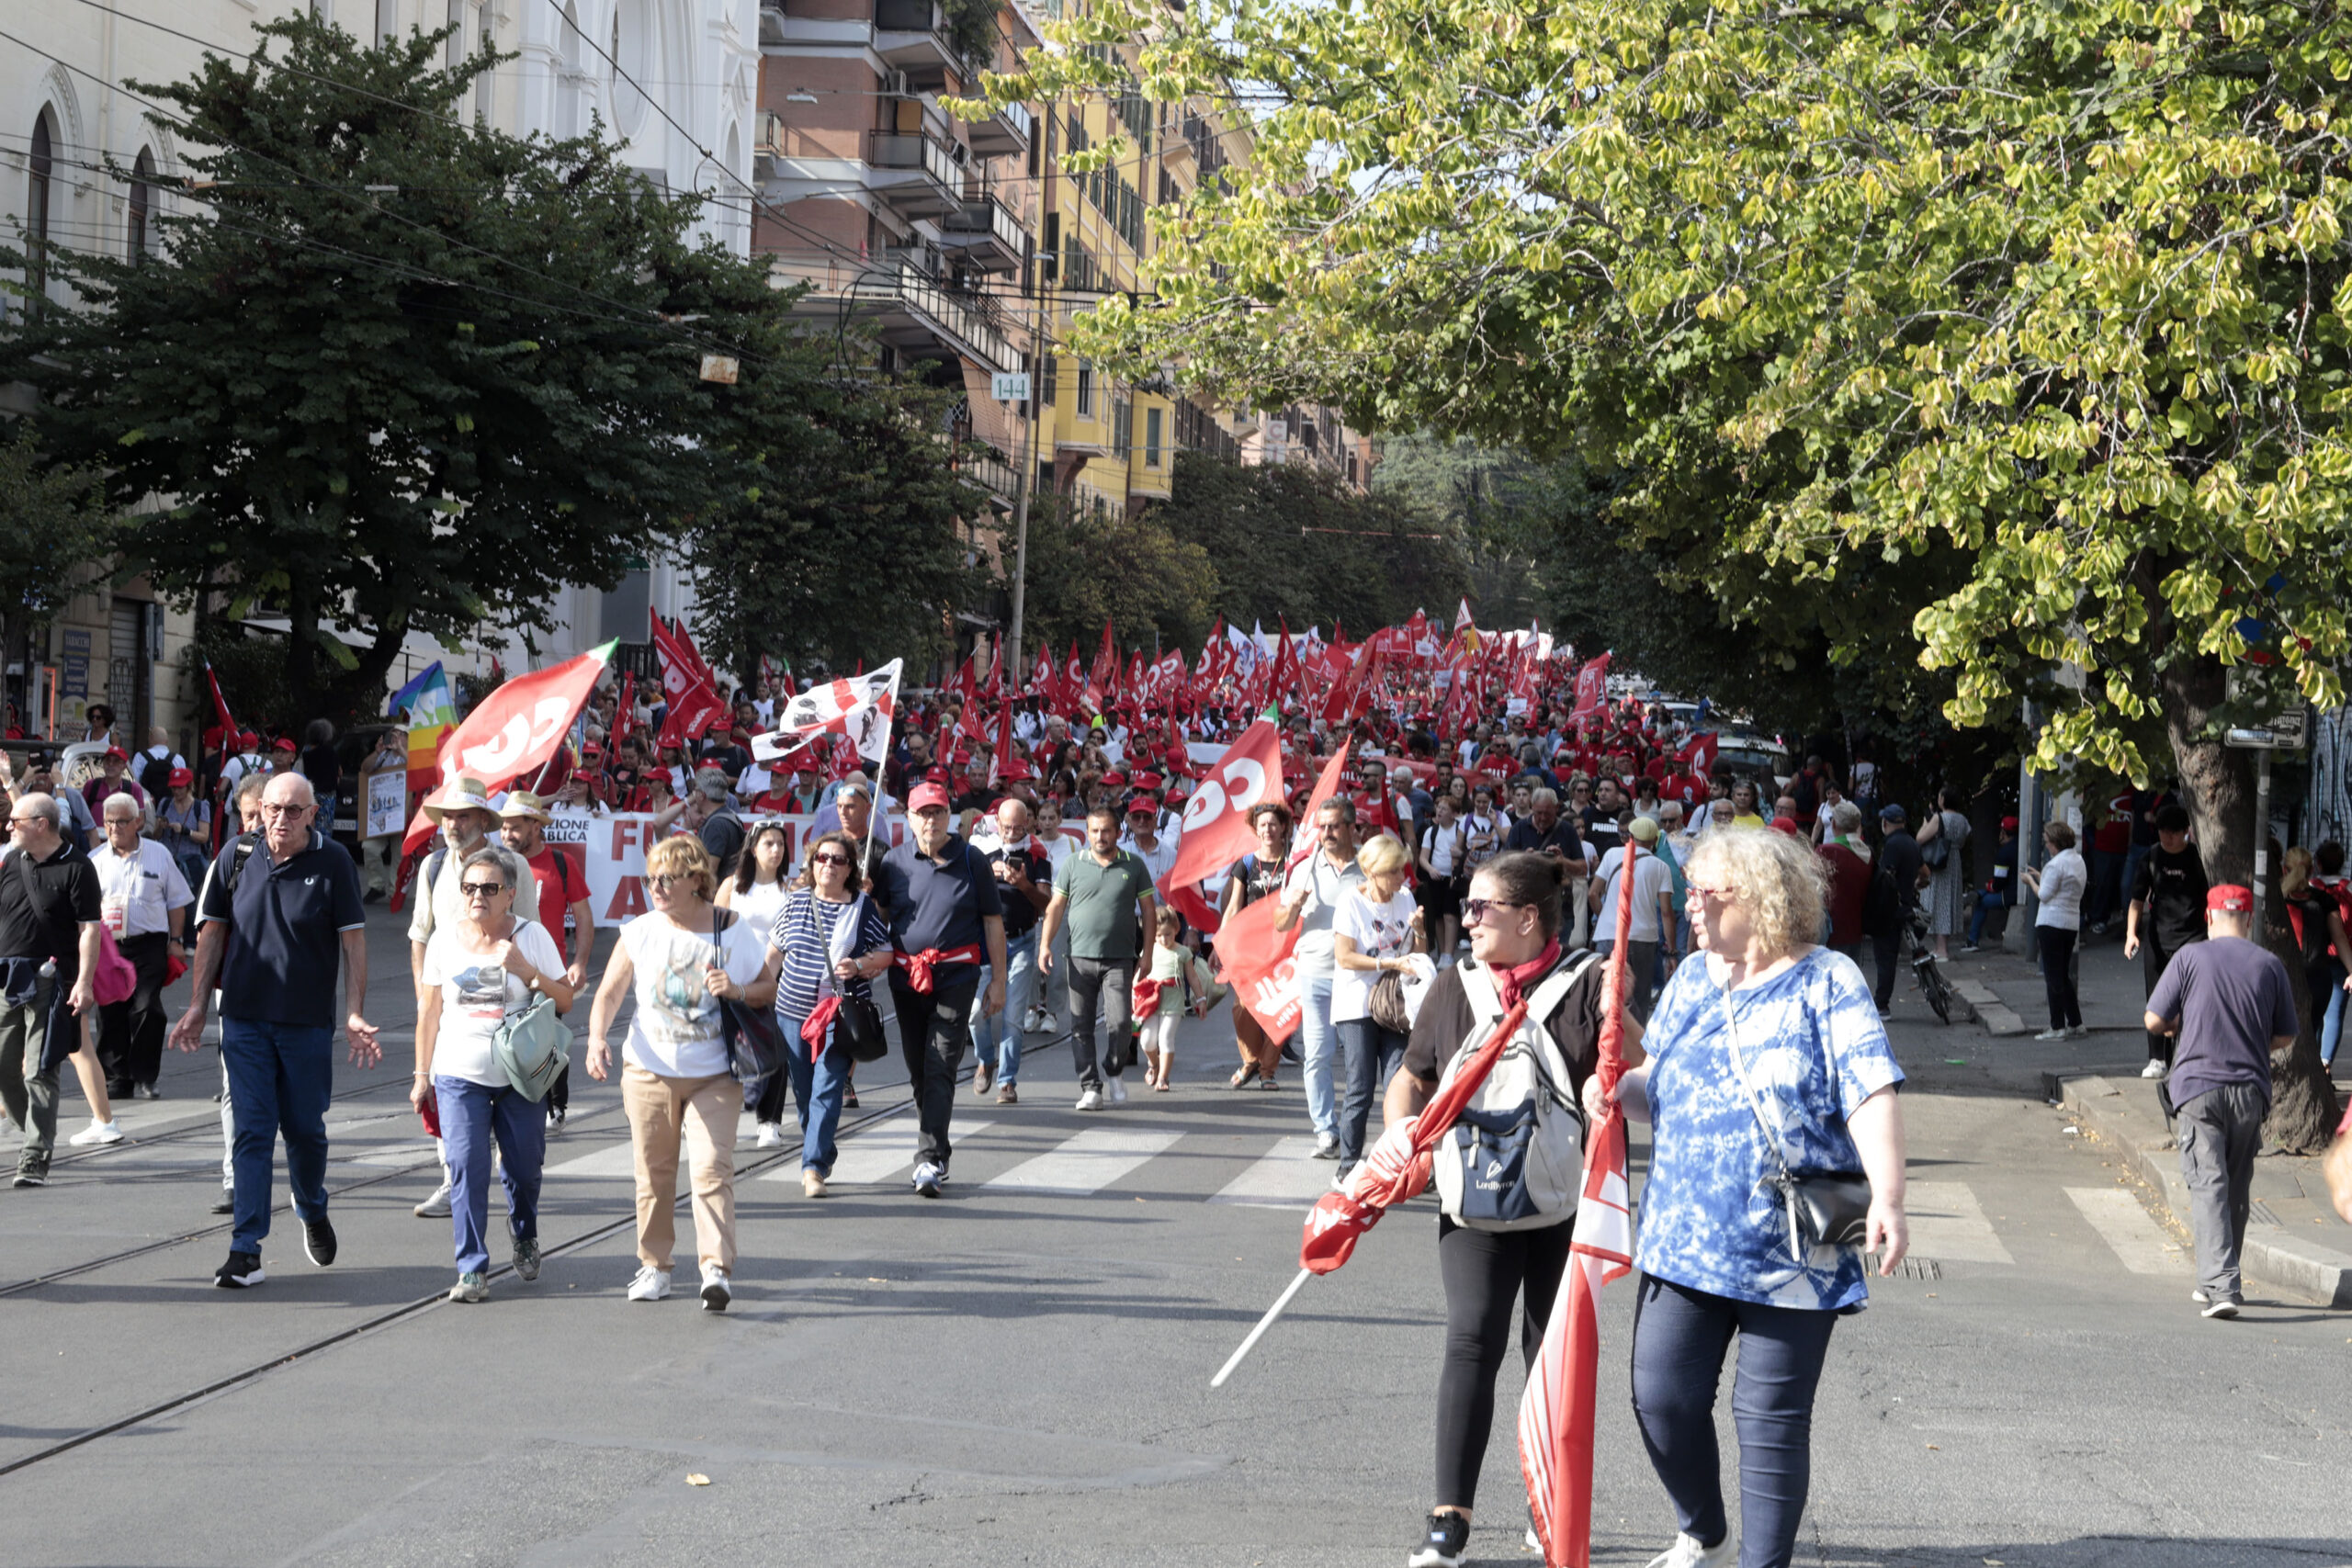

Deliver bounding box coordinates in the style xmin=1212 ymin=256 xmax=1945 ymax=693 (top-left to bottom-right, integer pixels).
xmin=755 ymin=660 xmax=901 ymax=764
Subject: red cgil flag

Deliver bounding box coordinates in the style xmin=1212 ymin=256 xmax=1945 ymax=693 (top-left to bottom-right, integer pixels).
xmin=1520 ymin=839 xmax=1638 ymax=1568
xmin=1156 ymin=711 xmax=1281 ymax=934
xmin=1569 ymin=652 xmax=1611 ymax=720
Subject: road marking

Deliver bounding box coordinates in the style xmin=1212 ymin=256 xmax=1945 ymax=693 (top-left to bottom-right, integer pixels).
xmin=1905 ymin=1180 xmax=2014 ymax=1265
xmin=2065 ymin=1187 xmax=2189 ymax=1274
xmin=983 ymin=1127 xmax=1182 ymax=1196
xmin=1210 ymin=1135 xmax=1333 ymax=1210
xmin=763 ymin=1117 xmax=996 ymax=1185
xmin=544 ymin=1142 xmax=643 ymax=1179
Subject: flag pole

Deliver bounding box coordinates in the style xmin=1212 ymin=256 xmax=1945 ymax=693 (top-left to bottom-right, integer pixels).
xmin=1210 ymin=1266 xmax=1314 ymax=1389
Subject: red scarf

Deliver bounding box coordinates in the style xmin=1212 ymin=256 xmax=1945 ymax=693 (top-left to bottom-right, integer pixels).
xmin=892 ymin=943 xmax=984 ymax=994
xmin=1493 ymin=937 xmax=1563 ymax=1011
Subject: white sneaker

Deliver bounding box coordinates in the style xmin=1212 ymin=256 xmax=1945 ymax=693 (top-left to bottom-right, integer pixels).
xmin=626 ymin=1265 xmax=672 ymax=1302
xmin=1313 ymin=1131 xmax=1340 ymax=1159
xmin=1643 ymin=1528 xmax=1737 ymax=1568
xmin=699 ymin=1265 xmax=731 ymax=1312
xmin=1022 ymin=1006 xmax=1045 ymax=1033
xmin=911 ymin=1160 xmax=943 ymax=1199
xmin=1107 ymin=1075 xmax=1128 ymax=1105
xmin=2033 ymin=1028 xmax=2070 ymax=1042
xmin=413 ymin=1181 xmax=453 ymax=1218
xmin=68 ymin=1120 xmax=124 ymax=1146
xmin=1075 ymin=1089 xmax=1105 ymax=1111
xmin=755 ymin=1122 xmax=786 ymax=1149
xmin=2141 ymin=1059 xmax=2168 ymax=1080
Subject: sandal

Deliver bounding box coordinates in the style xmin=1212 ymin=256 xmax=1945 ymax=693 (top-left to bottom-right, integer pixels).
xmin=1228 ymin=1066 xmax=1258 ymax=1089
xmin=1259 ymin=1075 xmax=1281 ymax=1090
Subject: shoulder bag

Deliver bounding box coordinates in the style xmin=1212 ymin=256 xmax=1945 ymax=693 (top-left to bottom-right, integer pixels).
xmin=711 ymin=907 xmax=787 ymax=1081
xmin=1719 ymin=984 xmax=1873 ymax=1255
xmin=804 ymin=894 xmax=888 ymax=1063
xmin=492 ymin=920 xmax=573 ymax=1101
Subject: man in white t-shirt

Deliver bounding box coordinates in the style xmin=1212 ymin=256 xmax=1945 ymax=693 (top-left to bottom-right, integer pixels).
xmin=1590 ymin=816 xmax=1678 ymax=1019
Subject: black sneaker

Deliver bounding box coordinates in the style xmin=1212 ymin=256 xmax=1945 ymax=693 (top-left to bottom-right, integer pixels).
xmin=210 ymin=1191 xmax=234 ymax=1215
xmin=302 ymin=1215 xmax=338 ymax=1268
xmin=215 ymin=1250 xmax=265 ymax=1289
xmin=13 ymin=1156 xmax=49 ymax=1190
xmin=513 ymin=1235 xmax=542 ymax=1282
xmin=1407 ymin=1510 xmax=1470 ymax=1568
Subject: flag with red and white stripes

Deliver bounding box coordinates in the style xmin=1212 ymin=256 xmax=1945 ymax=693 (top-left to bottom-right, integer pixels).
xmin=753 ymin=660 xmax=901 ymax=764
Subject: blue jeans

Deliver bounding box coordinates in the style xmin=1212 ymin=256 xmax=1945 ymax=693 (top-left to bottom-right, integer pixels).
xmin=2324 ymin=983 xmax=2346 ymax=1066
xmin=969 ymin=927 xmax=1039 ymax=1086
xmin=1630 ymin=1273 xmax=1839 ymax=1568
xmin=434 ymin=1074 xmax=545 ymax=1274
xmin=1963 ymin=890 xmax=2007 ymax=947
xmin=1336 ymin=1017 xmax=1407 ymax=1167
xmin=1297 ymin=969 xmax=1338 ymax=1140
xmin=220 ymin=1018 xmax=334 ymax=1255
xmin=776 ymin=1006 xmax=854 ymax=1175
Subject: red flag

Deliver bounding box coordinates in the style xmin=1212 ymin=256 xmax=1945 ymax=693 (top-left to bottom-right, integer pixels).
xmin=1678 ymin=729 xmax=1718 ymax=778
xmin=1157 ymin=716 xmax=1282 ymax=934
xmin=201 ymin=660 xmax=239 ymax=745
xmin=1031 ymin=644 xmax=1054 ymax=695
xmin=1091 ymin=623 xmax=1118 ymax=692
xmin=1286 ymin=746 xmax=1354 ymax=874
xmin=1216 ymin=892 xmax=1303 ymax=1038
xmin=1062 ymin=638 xmax=1083 ymax=711
xmin=1570 ymin=654 xmax=1611 ymax=720
xmin=612 ymin=672 xmax=636 ymax=746
xmin=651 ymin=611 xmax=725 ymax=750
xmin=1520 ymin=841 xmax=1637 ymax=1568
xmin=401 ymin=645 xmax=614 ymax=856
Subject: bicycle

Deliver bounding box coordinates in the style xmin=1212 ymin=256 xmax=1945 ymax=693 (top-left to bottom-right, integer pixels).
xmin=1905 ymin=904 xmax=1957 ymax=1024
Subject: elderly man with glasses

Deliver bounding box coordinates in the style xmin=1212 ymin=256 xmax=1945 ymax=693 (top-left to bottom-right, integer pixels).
xmin=0 ymin=791 xmax=105 ymax=1188
xmin=169 ymin=773 xmax=377 ymax=1288
xmin=90 ymin=792 xmax=194 ymax=1105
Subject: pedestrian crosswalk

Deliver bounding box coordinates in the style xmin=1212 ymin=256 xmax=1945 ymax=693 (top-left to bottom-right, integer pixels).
xmin=527 ymin=1112 xmax=2195 ymax=1281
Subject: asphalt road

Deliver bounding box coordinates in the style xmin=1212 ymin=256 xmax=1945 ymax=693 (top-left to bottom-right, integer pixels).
xmin=3 ymin=910 xmax=2348 ymax=1567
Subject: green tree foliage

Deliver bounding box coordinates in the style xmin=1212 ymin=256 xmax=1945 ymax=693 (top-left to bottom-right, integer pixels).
xmin=1015 ymin=490 xmax=1220 ymax=656
xmin=1151 ymin=452 xmax=1468 ymax=636
xmin=994 ymin=0 xmax=2348 ymax=870
xmin=0 ymin=427 xmax=114 ymax=665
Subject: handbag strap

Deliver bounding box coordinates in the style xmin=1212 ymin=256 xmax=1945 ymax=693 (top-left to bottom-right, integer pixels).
xmin=1717 ymin=982 xmax=1800 ymax=1189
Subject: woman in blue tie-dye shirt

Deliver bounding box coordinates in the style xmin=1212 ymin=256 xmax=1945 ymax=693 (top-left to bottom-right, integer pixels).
xmin=1584 ymin=826 xmax=1907 ymax=1568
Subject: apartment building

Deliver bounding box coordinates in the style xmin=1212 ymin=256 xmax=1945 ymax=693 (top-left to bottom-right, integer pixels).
xmin=1 ymin=1 xmax=752 ymax=746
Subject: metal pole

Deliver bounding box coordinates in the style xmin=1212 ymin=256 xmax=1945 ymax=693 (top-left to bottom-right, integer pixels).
xmin=2253 ymin=748 xmax=2273 ymax=934
xmin=1003 ymin=104 xmax=1056 ymax=689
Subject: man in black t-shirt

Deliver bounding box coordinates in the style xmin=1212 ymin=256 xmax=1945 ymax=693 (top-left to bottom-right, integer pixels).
xmin=970 ymin=797 xmax=1053 ymax=1104
xmin=2126 ymin=803 xmax=2209 ymax=1077
xmin=0 ymin=792 xmax=103 ymax=1188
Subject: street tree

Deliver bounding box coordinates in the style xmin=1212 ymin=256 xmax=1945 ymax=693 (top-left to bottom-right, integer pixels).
xmin=990 ymin=0 xmax=2352 ymax=1143
xmin=0 ymin=428 xmax=115 ymax=704
xmin=3 ymin=17 xmax=750 ymax=722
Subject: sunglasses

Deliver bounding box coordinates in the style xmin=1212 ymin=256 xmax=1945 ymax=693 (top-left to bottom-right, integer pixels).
xmin=1686 ymin=883 xmax=1736 ymax=905
xmin=647 ymin=873 xmax=687 ymax=891
xmin=459 ymin=881 xmax=508 ymax=897
xmin=811 ymin=852 xmax=852 ymax=867
xmin=1461 ymin=897 xmax=1526 ymax=925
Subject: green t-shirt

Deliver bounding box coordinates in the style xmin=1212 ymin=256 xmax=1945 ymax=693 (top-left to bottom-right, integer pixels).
xmin=1055 ymin=849 xmax=1157 ymax=961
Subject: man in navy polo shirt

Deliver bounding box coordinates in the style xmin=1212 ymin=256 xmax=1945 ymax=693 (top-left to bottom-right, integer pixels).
xmin=875 ymin=782 xmax=1005 ymax=1198
xmin=170 ymin=773 xmax=379 ymax=1289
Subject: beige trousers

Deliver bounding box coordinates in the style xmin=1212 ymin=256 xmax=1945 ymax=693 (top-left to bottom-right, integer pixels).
xmin=621 ymin=1063 xmax=739 ymax=1271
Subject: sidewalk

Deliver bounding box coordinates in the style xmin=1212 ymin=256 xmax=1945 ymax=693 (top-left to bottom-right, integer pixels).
xmin=1939 ymin=929 xmax=2352 ymax=1306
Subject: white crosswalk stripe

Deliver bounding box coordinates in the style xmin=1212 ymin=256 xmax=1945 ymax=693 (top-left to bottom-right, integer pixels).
xmin=2065 ymin=1187 xmax=2189 ymax=1274
xmin=764 ymin=1117 xmax=997 ymax=1186
xmin=1903 ymin=1180 xmax=2015 ymax=1265
xmin=1210 ymin=1135 xmax=1333 ymax=1210
xmin=983 ymin=1127 xmax=1182 ymax=1196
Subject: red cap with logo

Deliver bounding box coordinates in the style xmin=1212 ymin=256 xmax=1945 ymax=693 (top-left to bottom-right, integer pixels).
xmin=907 ymin=782 xmax=951 ymax=812
xmin=2207 ymin=884 xmax=2253 ymax=915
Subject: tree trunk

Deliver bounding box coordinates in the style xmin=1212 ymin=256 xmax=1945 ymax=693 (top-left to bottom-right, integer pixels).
xmin=2259 ymin=840 xmax=2344 ymax=1153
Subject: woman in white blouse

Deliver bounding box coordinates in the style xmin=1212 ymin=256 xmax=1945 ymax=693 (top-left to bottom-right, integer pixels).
xmin=2029 ymin=820 xmax=2088 ymax=1040
xmin=1329 ymin=832 xmax=1425 ymax=1183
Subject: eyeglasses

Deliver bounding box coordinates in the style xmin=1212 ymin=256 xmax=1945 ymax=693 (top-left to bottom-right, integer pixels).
xmin=459 ymin=881 xmax=507 ymax=897
xmin=258 ymin=803 xmax=310 ymax=818
xmin=647 ymin=873 xmax=686 ymax=891
xmin=1461 ymin=897 xmax=1525 ymax=926
xmin=811 ymin=852 xmax=852 ymax=867
xmin=1686 ymin=884 xmax=1737 ymax=905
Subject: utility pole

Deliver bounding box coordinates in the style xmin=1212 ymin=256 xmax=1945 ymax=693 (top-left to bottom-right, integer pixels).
xmin=1003 ymin=96 xmax=1056 ymax=687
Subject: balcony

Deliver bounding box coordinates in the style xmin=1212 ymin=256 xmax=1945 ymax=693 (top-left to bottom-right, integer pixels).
xmin=867 ymin=131 xmax=963 ymax=219
xmin=939 ymin=196 xmax=1025 ymax=272
xmin=769 ymin=255 xmax=1016 ymax=371
xmin=959 ymin=448 xmax=1023 ymax=507
xmin=874 ymin=0 xmax=956 ymax=88
xmin=967 ymin=99 xmax=1033 ymax=158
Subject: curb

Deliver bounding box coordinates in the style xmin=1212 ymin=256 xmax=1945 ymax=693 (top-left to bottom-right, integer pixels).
xmin=1947 ymin=977 xmax=2024 ymax=1035
xmin=2058 ymin=1074 xmax=2352 ymax=1309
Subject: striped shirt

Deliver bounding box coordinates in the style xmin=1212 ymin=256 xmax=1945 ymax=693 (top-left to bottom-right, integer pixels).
xmin=769 ymin=888 xmax=890 ymax=1019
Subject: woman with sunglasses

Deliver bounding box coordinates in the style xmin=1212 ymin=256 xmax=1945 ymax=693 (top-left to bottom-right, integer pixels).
xmin=1585 ymin=827 xmax=1906 ymax=1568
xmin=410 ymin=849 xmax=575 ymax=1303
xmin=586 ymin=835 xmax=778 ymax=1310
xmin=721 ymin=823 xmax=798 ymax=1149
xmin=767 ymin=830 xmax=892 ymax=1197
xmin=1383 ymin=851 xmax=1632 ymax=1568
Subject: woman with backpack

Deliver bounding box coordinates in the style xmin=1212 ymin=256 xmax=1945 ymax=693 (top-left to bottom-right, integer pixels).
xmin=1585 ymin=827 xmax=1907 ymax=1568
xmin=1916 ymin=786 xmax=1971 ymax=961
xmin=409 ymin=847 xmax=575 ymax=1304
xmin=1382 ymin=851 xmax=1627 ymax=1568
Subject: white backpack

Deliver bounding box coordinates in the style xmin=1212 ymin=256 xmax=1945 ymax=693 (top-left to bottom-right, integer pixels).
xmin=1430 ymin=955 xmax=1594 ymax=1232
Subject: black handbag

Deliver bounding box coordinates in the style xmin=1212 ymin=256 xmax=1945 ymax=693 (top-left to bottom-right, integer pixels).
xmin=837 ymin=993 xmax=889 ymax=1062
xmin=711 ymin=908 xmax=786 ymax=1081
xmin=1722 ymin=991 xmax=1874 ymax=1253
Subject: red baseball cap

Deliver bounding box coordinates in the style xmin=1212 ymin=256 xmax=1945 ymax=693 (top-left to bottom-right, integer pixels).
xmin=908 ymin=782 xmax=951 ymax=812
xmin=271 ymin=738 xmax=298 ymax=752
xmin=167 ymin=767 xmax=193 ymax=788
xmin=2207 ymin=884 xmax=2253 ymax=915
xmin=103 ymin=746 xmax=129 ymax=762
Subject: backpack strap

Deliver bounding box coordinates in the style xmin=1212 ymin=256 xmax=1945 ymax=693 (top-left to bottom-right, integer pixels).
xmin=220 ymin=832 xmax=263 ymax=897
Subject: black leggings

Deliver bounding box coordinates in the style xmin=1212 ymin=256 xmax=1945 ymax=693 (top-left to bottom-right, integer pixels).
xmin=2038 ymin=925 xmax=2080 ymax=1030
xmin=1434 ymin=1214 xmax=1574 ymax=1508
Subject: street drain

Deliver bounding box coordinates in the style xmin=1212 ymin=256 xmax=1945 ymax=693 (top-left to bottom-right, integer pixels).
xmin=1894 ymin=1258 xmax=1943 ymax=1280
